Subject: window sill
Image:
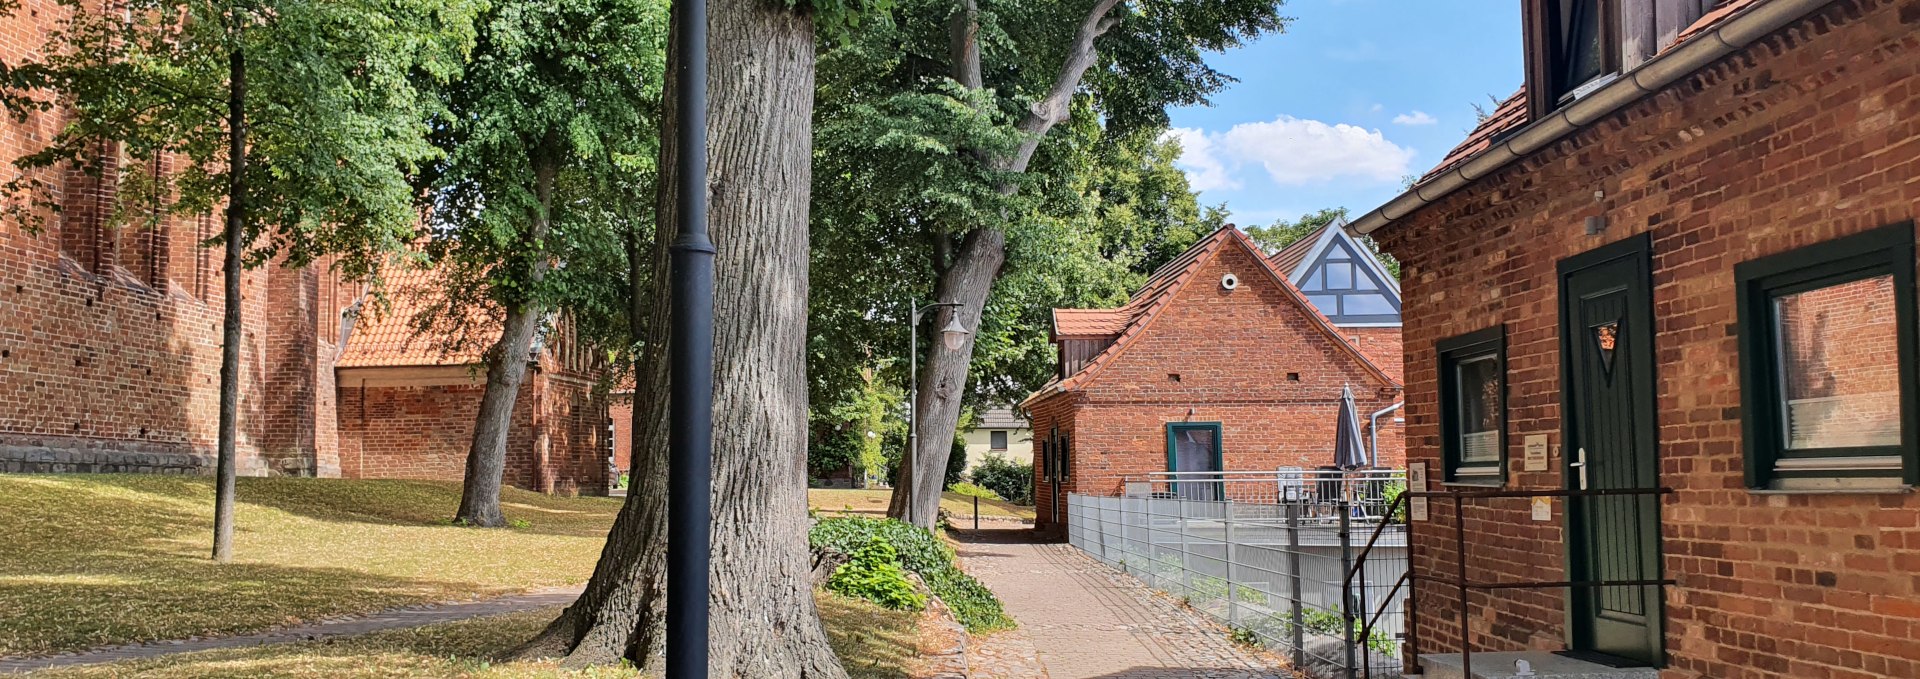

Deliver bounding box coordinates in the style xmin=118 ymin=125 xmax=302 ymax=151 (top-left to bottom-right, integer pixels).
xmin=1749 ymin=486 xmax=1912 ymax=496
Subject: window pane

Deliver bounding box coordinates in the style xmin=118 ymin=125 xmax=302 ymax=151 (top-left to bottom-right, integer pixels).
xmin=990 ymin=430 xmax=1008 ymax=450
xmin=1342 ymin=294 xmax=1398 ymax=316
xmin=1456 ymin=354 xmax=1501 ymax=463
xmin=1353 ymin=273 xmax=1379 ymax=292
xmin=1552 ymin=0 xmax=1604 ymax=94
xmin=1774 ymin=275 xmax=1903 ymax=449
xmin=1326 ymin=263 xmax=1353 ymax=289
xmin=1306 ymin=295 xmax=1341 ymax=316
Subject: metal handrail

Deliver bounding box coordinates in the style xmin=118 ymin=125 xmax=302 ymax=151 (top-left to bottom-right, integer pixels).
xmin=1343 ymin=486 xmax=1678 ymax=678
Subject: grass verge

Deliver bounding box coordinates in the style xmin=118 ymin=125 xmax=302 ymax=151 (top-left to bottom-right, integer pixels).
xmin=0 ymin=475 xmax=622 ymax=657
xmin=26 ymin=594 xmax=917 ymax=679
xmin=807 ymin=488 xmax=1035 ymax=521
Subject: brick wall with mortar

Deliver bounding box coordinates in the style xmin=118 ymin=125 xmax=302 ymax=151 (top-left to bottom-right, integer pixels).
xmin=1032 ymin=242 xmax=1404 ymax=527
xmin=335 ymin=371 xmax=608 ymax=495
xmin=1370 ymin=2 xmax=1920 ymax=677
xmin=0 ymin=1 xmax=607 ymax=490
xmin=0 ymin=0 xmax=284 ymax=475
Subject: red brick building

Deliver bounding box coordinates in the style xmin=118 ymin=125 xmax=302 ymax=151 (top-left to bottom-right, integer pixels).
xmin=333 ymin=268 xmax=612 ymax=495
xmin=1022 ymin=226 xmax=1404 ymax=527
xmin=1352 ymin=0 xmax=1920 ymax=676
xmin=0 ymin=0 xmax=609 ymax=493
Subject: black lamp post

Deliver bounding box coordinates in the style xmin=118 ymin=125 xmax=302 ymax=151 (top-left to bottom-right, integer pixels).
xmin=665 ymin=0 xmax=712 ymax=674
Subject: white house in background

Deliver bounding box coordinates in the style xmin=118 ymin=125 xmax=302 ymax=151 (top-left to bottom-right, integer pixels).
xmin=962 ymin=407 xmax=1033 ymax=472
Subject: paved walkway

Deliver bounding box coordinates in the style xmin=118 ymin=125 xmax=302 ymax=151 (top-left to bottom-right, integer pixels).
xmin=953 ymin=529 xmax=1293 ymax=679
xmin=0 ymin=586 xmax=583 ymax=675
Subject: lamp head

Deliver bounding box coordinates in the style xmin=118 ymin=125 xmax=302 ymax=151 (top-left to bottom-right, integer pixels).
xmin=939 ymin=315 xmax=971 ymax=351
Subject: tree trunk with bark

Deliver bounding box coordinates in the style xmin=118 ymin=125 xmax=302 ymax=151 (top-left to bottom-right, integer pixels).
xmin=454 ymin=154 xmax=559 ymax=527
xmin=888 ymin=0 xmax=1124 ymax=528
xmin=514 ymin=0 xmax=844 ymax=674
xmin=212 ymin=46 xmax=247 ymax=563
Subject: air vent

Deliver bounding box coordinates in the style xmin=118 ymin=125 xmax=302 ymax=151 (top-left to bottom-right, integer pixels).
xmin=1221 ymin=273 xmax=1239 ymax=290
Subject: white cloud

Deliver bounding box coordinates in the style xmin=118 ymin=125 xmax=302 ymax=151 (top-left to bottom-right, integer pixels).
xmin=1164 ymin=127 xmax=1240 ymax=192
xmin=1164 ymin=117 xmax=1416 ymax=190
xmin=1392 ymin=110 xmax=1438 ymax=126
xmin=1370 ymin=103 xmax=1384 ymax=113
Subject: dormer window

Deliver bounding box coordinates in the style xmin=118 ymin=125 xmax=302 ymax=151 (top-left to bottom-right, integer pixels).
xmin=1525 ymin=0 xmax=1620 ymax=117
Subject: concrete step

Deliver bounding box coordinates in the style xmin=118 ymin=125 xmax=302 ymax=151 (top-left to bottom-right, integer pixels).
xmin=1415 ymin=652 xmax=1659 ymax=679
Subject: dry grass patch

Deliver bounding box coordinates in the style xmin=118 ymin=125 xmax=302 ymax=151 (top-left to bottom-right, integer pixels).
xmin=26 ymin=595 xmax=917 ymax=679
xmin=807 ymin=488 xmax=1034 ymax=522
xmin=0 ymin=475 xmax=622 ymax=657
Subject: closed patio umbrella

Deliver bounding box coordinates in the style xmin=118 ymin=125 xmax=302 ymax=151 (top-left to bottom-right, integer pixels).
xmin=1333 ymin=385 xmax=1369 ymax=470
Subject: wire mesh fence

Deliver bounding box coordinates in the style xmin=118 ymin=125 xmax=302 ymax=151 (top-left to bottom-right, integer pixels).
xmin=1066 ymin=470 xmax=1409 ymax=679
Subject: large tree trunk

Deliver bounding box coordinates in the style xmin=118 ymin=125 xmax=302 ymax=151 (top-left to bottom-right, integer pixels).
xmin=454 ymin=155 xmax=559 ymax=527
xmin=886 ymin=0 xmax=1123 ymax=528
xmin=212 ymin=46 xmax=247 ymax=563
xmin=513 ymin=0 xmax=844 ymax=674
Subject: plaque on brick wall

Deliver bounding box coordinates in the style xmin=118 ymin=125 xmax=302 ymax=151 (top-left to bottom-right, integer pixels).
xmin=1408 ymin=462 xmax=1429 ymax=521
xmin=1524 ymin=434 xmax=1549 ymax=472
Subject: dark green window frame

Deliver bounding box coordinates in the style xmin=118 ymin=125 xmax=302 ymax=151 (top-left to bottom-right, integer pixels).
xmin=1438 ymin=326 xmax=1507 ymax=485
xmin=1735 ymin=222 xmax=1920 ymax=490
xmin=1164 ymin=422 xmax=1223 ymax=497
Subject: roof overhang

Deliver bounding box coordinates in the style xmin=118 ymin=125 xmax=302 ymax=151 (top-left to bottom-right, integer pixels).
xmin=1349 ymin=0 xmax=1837 ymax=237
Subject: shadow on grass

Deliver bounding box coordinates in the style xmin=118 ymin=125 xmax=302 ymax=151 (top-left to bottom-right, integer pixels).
xmin=0 ymin=475 xmax=610 ymax=657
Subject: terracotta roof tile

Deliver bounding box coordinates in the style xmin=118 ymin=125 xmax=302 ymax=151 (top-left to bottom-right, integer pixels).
xmin=336 ymin=265 xmax=495 ymax=368
xmin=1419 ymin=0 xmax=1762 ymax=183
xmin=1052 ymin=309 xmax=1129 ymax=338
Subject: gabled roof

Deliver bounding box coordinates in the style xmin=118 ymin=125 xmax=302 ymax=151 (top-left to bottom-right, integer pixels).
xmin=1024 ymin=227 xmax=1399 ymax=407
xmin=1420 ymin=0 xmax=1763 ymax=184
xmin=336 ymin=265 xmax=495 ymax=369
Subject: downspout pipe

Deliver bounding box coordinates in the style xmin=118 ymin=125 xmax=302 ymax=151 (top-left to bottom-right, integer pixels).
xmin=665 ymin=0 xmax=712 ymax=674
xmin=1369 ymin=401 xmax=1403 ymax=468
xmin=1348 ymin=0 xmax=1837 ymax=237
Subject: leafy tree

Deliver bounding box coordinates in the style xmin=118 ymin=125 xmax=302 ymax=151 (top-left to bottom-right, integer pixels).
xmin=413 ymin=0 xmax=668 ymax=528
xmin=806 ymin=0 xmax=1287 ymax=527
xmin=3 ymin=0 xmax=476 ymax=560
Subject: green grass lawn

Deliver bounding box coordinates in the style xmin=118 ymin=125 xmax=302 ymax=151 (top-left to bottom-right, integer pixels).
xmin=0 ymin=475 xmax=623 ymax=658
xmin=25 ymin=594 xmax=917 ymax=679
xmin=807 ymin=488 xmax=1035 ymax=522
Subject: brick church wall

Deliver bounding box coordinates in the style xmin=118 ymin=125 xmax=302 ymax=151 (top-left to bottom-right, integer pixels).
xmin=1371 ymin=2 xmax=1920 ymax=676
xmin=0 ymin=0 xmax=285 ymax=475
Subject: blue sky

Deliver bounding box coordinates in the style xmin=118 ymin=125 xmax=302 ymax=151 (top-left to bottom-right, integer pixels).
xmin=1165 ymin=1 xmax=1524 ymax=227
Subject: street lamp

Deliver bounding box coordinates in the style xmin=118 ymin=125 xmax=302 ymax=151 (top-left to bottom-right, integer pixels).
xmin=906 ymin=300 xmax=970 ymax=496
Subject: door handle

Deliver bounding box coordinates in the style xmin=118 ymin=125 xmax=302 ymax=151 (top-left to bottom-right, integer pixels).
xmin=1571 ymin=448 xmax=1589 ymax=491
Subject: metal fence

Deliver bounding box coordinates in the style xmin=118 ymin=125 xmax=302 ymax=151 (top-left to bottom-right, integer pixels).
xmin=1066 ymin=470 xmax=1408 ymax=679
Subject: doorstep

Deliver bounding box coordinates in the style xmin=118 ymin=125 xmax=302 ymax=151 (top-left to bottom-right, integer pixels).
xmin=1414 ymin=652 xmax=1660 ymax=679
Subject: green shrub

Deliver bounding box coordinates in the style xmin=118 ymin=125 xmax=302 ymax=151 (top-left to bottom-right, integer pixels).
xmin=948 ymin=482 xmax=1002 ymax=501
xmin=827 ymin=536 xmax=926 ymax=612
xmin=810 ymin=517 xmax=1014 ymax=632
xmin=969 ymin=453 xmax=1032 ymax=505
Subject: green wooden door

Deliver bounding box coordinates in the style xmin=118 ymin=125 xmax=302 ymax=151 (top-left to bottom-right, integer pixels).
xmin=1558 ymin=235 xmax=1663 ymax=666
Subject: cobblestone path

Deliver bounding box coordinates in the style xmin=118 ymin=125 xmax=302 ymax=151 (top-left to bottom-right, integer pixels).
xmin=954 ymin=529 xmax=1294 ymax=679
xmin=0 ymin=586 xmax=583 ymax=675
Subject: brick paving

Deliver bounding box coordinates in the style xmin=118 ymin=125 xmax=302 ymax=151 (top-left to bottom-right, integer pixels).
xmin=953 ymin=529 xmax=1293 ymax=679
xmin=0 ymin=586 xmax=583 ymax=675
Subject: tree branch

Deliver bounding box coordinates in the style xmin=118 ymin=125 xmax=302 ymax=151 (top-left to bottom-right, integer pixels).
xmin=947 ymin=0 xmax=982 ymax=89
xmin=1002 ymin=0 xmax=1123 ymax=174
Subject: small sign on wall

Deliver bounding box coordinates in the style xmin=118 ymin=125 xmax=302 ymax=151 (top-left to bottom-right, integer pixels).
xmin=1531 ymin=496 xmax=1552 ymax=521
xmin=1408 ymin=462 xmax=1429 ymax=522
xmin=1524 ymin=434 xmax=1549 ymax=472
